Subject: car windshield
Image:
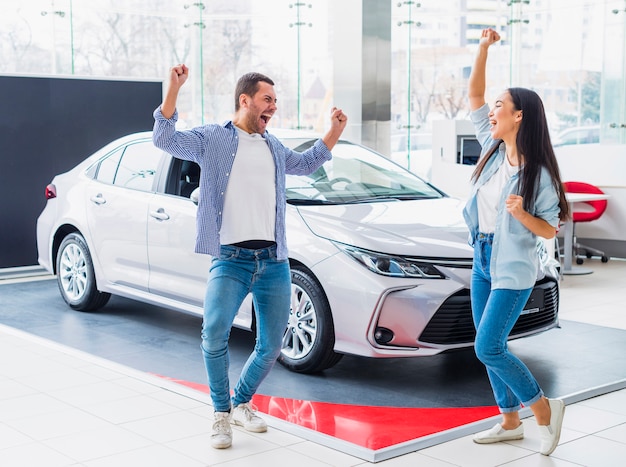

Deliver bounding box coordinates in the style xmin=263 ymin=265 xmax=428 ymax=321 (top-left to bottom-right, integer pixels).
xmin=286 ymin=141 xmax=443 ymax=205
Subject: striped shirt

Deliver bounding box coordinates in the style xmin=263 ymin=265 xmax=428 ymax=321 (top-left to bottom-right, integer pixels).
xmin=152 ymin=106 xmax=332 ymax=260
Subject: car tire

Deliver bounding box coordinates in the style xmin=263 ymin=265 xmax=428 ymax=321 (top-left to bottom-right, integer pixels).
xmin=279 ymin=267 xmax=343 ymax=374
xmin=56 ymin=232 xmax=111 ymax=311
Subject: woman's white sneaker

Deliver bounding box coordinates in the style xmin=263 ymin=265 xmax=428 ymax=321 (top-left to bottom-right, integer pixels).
xmin=539 ymin=398 xmax=565 ymax=455
xmin=473 ymin=422 xmax=524 ymax=444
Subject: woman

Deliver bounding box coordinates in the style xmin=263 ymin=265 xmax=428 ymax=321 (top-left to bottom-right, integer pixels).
xmin=463 ymin=28 xmax=570 ymax=456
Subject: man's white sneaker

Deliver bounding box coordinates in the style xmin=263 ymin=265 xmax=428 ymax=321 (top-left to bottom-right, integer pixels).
xmin=473 ymin=422 xmax=524 ymax=444
xmin=211 ymin=411 xmax=232 ymax=449
xmin=231 ymin=402 xmax=267 ymax=433
xmin=539 ymin=398 xmax=565 ymax=456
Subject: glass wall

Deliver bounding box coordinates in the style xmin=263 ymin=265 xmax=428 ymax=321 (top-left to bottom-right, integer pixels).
xmin=0 ymin=0 xmax=333 ymax=129
xmin=602 ymin=0 xmax=626 ymax=144
xmin=390 ymin=0 xmax=624 ymax=173
xmin=1 ymin=0 xmax=623 ymax=148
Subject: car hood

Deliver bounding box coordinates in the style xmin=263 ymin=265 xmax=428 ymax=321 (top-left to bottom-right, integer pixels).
xmin=295 ymin=197 xmax=473 ymax=258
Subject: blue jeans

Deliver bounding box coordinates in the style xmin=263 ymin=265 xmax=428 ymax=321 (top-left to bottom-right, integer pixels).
xmin=201 ymin=244 xmax=291 ymax=412
xmin=471 ymin=233 xmax=543 ymax=413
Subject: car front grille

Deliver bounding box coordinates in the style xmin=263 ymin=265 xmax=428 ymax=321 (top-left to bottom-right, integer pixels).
xmin=418 ymin=279 xmax=559 ymax=346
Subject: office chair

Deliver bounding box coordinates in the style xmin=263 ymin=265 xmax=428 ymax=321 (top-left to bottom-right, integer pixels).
xmin=563 ymin=181 xmax=609 ymax=264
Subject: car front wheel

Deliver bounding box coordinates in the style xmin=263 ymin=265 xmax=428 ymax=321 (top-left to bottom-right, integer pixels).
xmin=56 ymin=232 xmax=110 ymax=311
xmin=279 ymin=267 xmax=343 ymax=374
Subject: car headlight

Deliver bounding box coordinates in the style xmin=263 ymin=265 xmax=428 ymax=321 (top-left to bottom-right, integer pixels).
xmin=335 ymin=243 xmax=446 ymax=279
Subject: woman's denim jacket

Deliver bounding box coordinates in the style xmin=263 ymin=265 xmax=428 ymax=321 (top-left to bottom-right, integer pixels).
xmin=462 ymin=104 xmax=561 ymax=290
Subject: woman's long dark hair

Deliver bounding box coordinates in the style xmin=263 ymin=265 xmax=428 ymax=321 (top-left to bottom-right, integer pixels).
xmin=471 ymin=87 xmax=570 ymax=222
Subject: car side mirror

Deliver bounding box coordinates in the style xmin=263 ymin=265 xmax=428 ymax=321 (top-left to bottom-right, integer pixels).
xmin=190 ymin=187 xmax=200 ymax=205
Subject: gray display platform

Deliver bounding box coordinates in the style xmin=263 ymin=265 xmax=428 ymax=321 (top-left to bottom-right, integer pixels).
xmin=1 ymin=277 xmax=625 ymax=461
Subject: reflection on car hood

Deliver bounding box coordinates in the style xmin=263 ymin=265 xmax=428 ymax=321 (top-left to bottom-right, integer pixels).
xmin=296 ymin=198 xmax=473 ymax=258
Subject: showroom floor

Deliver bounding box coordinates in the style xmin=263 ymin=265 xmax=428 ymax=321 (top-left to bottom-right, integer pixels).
xmin=1 ymin=259 xmax=625 ymax=466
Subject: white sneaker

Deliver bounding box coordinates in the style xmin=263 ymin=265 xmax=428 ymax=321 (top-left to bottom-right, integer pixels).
xmin=231 ymin=402 xmax=267 ymax=433
xmin=211 ymin=411 xmax=232 ymax=449
xmin=539 ymin=398 xmax=565 ymax=456
xmin=473 ymin=422 xmax=524 ymax=444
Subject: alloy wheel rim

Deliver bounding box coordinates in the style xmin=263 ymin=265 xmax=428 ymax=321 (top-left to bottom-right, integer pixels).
xmin=282 ymin=283 xmax=318 ymax=360
xmin=59 ymin=243 xmax=88 ymax=301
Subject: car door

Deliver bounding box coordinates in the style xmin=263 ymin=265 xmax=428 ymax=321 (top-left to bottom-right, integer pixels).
xmin=85 ymin=140 xmax=162 ymax=291
xmin=146 ymin=158 xmax=211 ymax=308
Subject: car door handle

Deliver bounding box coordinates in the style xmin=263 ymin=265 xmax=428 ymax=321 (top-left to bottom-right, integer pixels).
xmin=149 ymin=208 xmax=170 ymax=221
xmin=90 ymin=194 xmax=106 ymax=205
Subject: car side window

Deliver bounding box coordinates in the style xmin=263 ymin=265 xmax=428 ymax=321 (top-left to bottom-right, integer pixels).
xmin=178 ymin=160 xmax=201 ymax=198
xmin=112 ymin=142 xmax=161 ymax=192
xmin=164 ymin=158 xmax=201 ymax=198
xmin=95 ymin=147 xmax=123 ymax=184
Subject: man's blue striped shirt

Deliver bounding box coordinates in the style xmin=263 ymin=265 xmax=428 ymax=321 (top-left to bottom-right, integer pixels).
xmin=152 ymin=106 xmax=332 ymax=260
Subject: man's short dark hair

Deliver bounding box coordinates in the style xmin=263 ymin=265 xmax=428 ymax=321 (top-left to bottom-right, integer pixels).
xmin=234 ymin=72 xmax=275 ymax=111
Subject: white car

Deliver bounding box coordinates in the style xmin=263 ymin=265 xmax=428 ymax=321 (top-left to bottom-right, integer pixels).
xmin=552 ymin=125 xmax=600 ymax=147
xmin=36 ymin=132 xmax=561 ymax=373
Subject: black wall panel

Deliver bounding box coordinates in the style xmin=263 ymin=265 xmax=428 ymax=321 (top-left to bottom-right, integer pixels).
xmin=0 ymin=75 xmax=162 ymax=268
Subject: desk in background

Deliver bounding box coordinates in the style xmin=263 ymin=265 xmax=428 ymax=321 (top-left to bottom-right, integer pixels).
xmin=562 ymin=192 xmax=611 ymax=275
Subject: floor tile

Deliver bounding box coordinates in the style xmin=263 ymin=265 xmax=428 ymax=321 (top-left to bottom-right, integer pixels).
xmin=561 ymin=404 xmax=626 ymax=434
xmin=578 ymin=390 xmax=626 ymax=417
xmin=500 ymin=452 xmax=585 ymax=466
xmin=0 ymin=378 xmax=39 ymax=400
xmin=417 ymin=435 xmax=534 ymax=467
xmin=215 ymin=447 xmax=339 ymax=466
xmin=79 ymin=393 xmax=180 ymax=424
xmin=595 ymin=423 xmax=626 ymax=445
xmin=121 ymin=410 xmax=211 ymax=443
xmin=284 ymin=440 xmax=365 ymax=466
xmin=165 ymin=429 xmax=279 ymax=464
xmin=0 ymin=393 xmax=72 ymax=421
xmin=552 ymin=434 xmax=626 ymax=467
xmin=48 ymin=379 xmax=146 ymax=407
xmin=0 ymin=441 xmax=77 ymax=467
xmin=6 ymin=406 xmax=112 ymax=441
xmin=369 ymin=451 xmax=459 ymax=466
xmin=146 ymin=386 xmax=207 ymax=411
xmin=0 ymin=423 xmax=33 ymax=450
xmin=17 ymin=366 xmax=104 ymax=392
xmin=83 ymin=444 xmax=205 ymax=467
xmin=42 ymin=425 xmax=153 ymax=462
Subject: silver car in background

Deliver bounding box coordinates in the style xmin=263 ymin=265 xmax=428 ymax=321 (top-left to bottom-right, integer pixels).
xmin=36 ymin=131 xmax=561 ymax=374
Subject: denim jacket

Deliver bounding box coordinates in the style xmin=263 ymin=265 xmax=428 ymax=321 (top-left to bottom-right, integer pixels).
xmin=153 ymin=106 xmax=332 ymax=260
xmin=462 ymin=104 xmax=561 ymax=290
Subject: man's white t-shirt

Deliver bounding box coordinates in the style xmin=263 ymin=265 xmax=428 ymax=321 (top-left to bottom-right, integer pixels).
xmin=219 ymin=127 xmax=276 ymax=245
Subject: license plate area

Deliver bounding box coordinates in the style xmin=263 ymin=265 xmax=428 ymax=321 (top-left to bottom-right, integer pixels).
xmin=522 ymin=288 xmax=544 ymax=314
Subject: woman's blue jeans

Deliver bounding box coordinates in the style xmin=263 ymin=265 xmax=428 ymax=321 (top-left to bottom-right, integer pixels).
xmin=471 ymin=233 xmax=543 ymax=413
xmin=201 ymin=244 xmax=291 ymax=412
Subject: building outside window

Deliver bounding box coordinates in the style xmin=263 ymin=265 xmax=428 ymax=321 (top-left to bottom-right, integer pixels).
xmin=1 ymin=0 xmax=624 ymax=146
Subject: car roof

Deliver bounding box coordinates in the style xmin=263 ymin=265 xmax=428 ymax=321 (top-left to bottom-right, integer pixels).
xmin=557 ymin=125 xmax=600 ymax=135
xmin=96 ymin=128 xmax=325 ymax=155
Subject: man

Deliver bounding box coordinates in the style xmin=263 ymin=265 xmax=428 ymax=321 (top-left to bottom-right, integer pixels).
xmin=153 ymin=64 xmax=347 ymax=449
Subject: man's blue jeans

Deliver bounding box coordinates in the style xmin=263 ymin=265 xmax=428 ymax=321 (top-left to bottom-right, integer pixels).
xmin=201 ymin=244 xmax=291 ymax=412
xmin=471 ymin=233 xmax=544 ymax=413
